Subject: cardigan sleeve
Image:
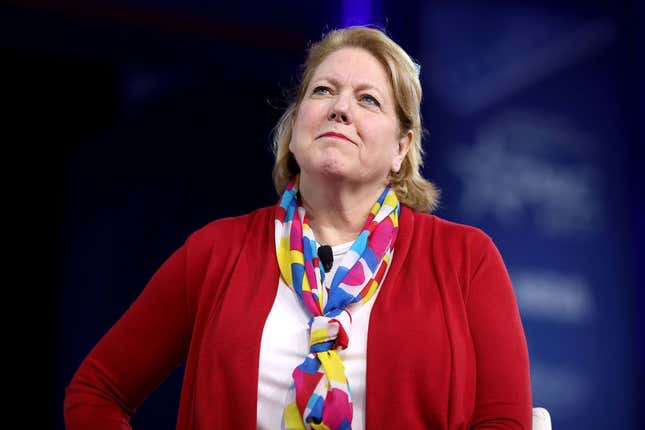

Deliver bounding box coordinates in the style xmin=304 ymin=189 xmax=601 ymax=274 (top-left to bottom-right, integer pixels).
xmin=64 ymin=239 xmax=197 ymax=430
xmin=466 ymin=237 xmax=532 ymax=430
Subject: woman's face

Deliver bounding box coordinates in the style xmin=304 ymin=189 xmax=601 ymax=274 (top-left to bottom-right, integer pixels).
xmin=289 ymin=47 xmax=411 ymax=187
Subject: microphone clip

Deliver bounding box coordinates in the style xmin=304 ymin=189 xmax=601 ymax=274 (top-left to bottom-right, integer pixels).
xmin=317 ymin=245 xmax=333 ymax=273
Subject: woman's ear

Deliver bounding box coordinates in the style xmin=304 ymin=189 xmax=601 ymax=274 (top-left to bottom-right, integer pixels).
xmin=392 ymin=130 xmax=412 ymax=173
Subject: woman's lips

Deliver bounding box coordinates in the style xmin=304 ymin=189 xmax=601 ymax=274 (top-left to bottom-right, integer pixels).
xmin=318 ymin=132 xmax=355 ymax=144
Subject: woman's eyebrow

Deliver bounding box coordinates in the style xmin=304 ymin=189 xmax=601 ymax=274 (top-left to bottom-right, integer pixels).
xmin=313 ymin=76 xmax=385 ymax=96
xmin=311 ymin=76 xmax=340 ymax=87
xmin=354 ymin=83 xmax=384 ymax=96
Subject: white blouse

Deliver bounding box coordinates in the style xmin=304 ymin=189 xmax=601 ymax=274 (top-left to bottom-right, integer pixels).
xmin=256 ymin=241 xmax=388 ymax=430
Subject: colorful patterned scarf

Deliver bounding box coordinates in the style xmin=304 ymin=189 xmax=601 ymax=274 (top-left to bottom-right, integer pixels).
xmin=275 ymin=176 xmax=400 ymax=430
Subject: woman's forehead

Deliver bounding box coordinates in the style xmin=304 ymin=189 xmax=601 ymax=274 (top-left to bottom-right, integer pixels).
xmin=310 ymin=48 xmax=392 ymax=91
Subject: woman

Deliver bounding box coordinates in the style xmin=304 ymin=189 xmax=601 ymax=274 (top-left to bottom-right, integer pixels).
xmin=64 ymin=26 xmax=532 ymax=429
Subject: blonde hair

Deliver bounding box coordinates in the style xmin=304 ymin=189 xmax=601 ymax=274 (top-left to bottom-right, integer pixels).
xmin=272 ymin=26 xmax=439 ymax=212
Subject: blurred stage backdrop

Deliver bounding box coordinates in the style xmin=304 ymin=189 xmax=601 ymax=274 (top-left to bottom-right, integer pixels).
xmin=4 ymin=0 xmax=642 ymax=428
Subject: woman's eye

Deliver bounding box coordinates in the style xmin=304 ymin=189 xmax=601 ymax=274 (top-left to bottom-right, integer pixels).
xmin=312 ymin=86 xmax=331 ymax=95
xmin=360 ymin=94 xmax=380 ymax=107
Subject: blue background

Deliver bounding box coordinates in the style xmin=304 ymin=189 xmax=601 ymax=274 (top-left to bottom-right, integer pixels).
xmin=4 ymin=0 xmax=641 ymax=428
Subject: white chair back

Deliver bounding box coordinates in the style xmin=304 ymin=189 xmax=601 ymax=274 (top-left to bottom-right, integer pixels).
xmin=532 ymin=407 xmax=552 ymax=430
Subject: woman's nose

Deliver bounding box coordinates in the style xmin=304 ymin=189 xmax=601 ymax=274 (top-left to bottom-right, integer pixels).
xmin=328 ymin=96 xmax=351 ymax=124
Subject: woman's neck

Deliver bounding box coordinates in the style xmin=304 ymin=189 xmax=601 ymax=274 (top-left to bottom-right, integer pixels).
xmin=298 ymin=174 xmax=387 ymax=246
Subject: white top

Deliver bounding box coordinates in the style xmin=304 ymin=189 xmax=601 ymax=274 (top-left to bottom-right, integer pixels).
xmin=256 ymin=241 xmax=388 ymax=430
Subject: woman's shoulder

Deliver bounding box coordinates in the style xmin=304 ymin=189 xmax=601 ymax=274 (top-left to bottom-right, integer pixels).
xmin=405 ymin=209 xmax=503 ymax=284
xmin=406 ymin=207 xmax=493 ymax=248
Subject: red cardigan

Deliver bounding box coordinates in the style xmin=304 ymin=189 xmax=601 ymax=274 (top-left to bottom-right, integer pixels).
xmin=64 ymin=205 xmax=532 ymax=429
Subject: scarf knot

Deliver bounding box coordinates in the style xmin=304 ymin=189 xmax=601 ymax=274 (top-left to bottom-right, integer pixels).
xmin=309 ymin=310 xmax=352 ymax=353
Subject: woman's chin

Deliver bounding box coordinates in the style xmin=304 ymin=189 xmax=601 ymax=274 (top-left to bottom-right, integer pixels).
xmin=316 ymin=160 xmax=354 ymax=180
